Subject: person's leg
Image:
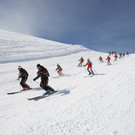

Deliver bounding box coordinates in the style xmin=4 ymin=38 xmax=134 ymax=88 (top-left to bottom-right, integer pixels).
xmin=90 ymin=68 xmax=94 ymax=75
xmin=80 ymin=62 xmax=82 ymax=67
xmin=60 ymin=70 xmax=63 ymax=76
xmin=58 ymin=70 xmax=61 ymax=76
xmin=23 ymin=77 xmax=30 ymax=88
xmin=87 ymin=67 xmax=91 ymax=75
xmin=43 ymin=78 xmax=54 ymax=91
xmin=40 ymin=80 xmax=46 ymax=91
xmin=20 ymin=78 xmax=25 ymax=88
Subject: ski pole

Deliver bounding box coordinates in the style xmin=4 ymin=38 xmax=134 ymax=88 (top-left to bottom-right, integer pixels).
xmin=93 ymin=68 xmax=98 ymax=74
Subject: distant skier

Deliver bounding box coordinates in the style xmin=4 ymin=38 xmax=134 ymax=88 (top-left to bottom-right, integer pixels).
xmin=106 ymin=56 xmax=111 ymax=65
xmin=127 ymin=52 xmax=129 ymax=55
xmin=33 ymin=64 xmax=56 ymax=95
xmin=17 ymin=66 xmax=31 ymax=90
xmin=78 ymin=57 xmax=84 ymax=67
xmin=84 ymin=59 xmax=94 ymax=75
xmin=112 ymin=51 xmax=114 ymax=55
xmin=114 ymin=54 xmax=118 ymax=61
xmin=98 ymin=56 xmax=104 ymax=63
xmin=114 ymin=51 xmax=116 ymax=55
xmin=56 ymin=64 xmax=64 ymax=76
xmin=109 ymin=52 xmax=111 ymax=56
xmin=119 ymin=53 xmax=122 ymax=58
xmin=123 ymin=53 xmax=125 ymax=57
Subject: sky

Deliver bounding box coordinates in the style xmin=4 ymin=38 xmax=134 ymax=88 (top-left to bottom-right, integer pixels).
xmin=0 ymin=0 xmax=135 ymax=53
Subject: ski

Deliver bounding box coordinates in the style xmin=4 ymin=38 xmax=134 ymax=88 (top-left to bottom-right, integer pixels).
xmin=28 ymin=91 xmax=57 ymax=101
xmin=7 ymin=91 xmax=22 ymax=95
xmin=7 ymin=88 xmax=32 ymax=95
xmin=84 ymin=75 xmax=94 ymax=78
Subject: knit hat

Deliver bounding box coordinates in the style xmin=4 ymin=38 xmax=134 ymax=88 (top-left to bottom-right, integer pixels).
xmin=18 ymin=65 xmax=22 ymax=68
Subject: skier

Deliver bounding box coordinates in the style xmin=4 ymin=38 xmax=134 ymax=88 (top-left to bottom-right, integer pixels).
xmin=98 ymin=56 xmax=104 ymax=63
xmin=78 ymin=57 xmax=84 ymax=67
xmin=106 ymin=56 xmax=111 ymax=65
xmin=109 ymin=52 xmax=111 ymax=56
xmin=123 ymin=53 xmax=125 ymax=57
xmin=112 ymin=51 xmax=114 ymax=55
xmin=127 ymin=52 xmax=129 ymax=55
xmin=17 ymin=66 xmax=31 ymax=90
xmin=119 ymin=53 xmax=122 ymax=58
xmin=114 ymin=54 xmax=118 ymax=61
xmin=114 ymin=51 xmax=116 ymax=55
xmin=56 ymin=64 xmax=64 ymax=76
xmin=84 ymin=59 xmax=94 ymax=75
xmin=33 ymin=64 xmax=56 ymax=95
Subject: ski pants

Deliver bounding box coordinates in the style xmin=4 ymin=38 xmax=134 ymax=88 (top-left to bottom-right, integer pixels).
xmin=87 ymin=67 xmax=94 ymax=75
xmin=78 ymin=62 xmax=83 ymax=67
xmin=20 ymin=76 xmax=29 ymax=88
xmin=40 ymin=77 xmax=54 ymax=91
xmin=107 ymin=61 xmax=111 ymax=65
xmin=114 ymin=58 xmax=117 ymax=61
xmin=57 ymin=70 xmax=63 ymax=76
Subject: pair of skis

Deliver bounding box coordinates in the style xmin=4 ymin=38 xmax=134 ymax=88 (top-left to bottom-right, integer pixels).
xmin=84 ymin=74 xmax=94 ymax=78
xmin=27 ymin=91 xmax=57 ymax=101
xmin=7 ymin=88 xmax=32 ymax=95
xmin=7 ymin=89 xmax=57 ymax=101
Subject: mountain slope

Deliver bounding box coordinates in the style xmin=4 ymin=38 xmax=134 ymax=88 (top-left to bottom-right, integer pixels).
xmin=0 ymin=30 xmax=135 ymax=135
xmin=0 ymin=30 xmax=88 ymax=63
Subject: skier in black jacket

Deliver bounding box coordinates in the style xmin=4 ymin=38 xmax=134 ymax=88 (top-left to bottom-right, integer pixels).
xmin=17 ymin=66 xmax=31 ymax=90
xmin=33 ymin=64 xmax=56 ymax=95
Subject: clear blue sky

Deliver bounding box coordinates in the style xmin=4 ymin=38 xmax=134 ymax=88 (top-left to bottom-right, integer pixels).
xmin=0 ymin=0 xmax=135 ymax=53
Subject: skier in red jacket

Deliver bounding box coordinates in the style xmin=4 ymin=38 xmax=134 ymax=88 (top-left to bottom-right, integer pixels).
xmin=56 ymin=64 xmax=64 ymax=76
xmin=106 ymin=56 xmax=111 ymax=65
xmin=84 ymin=59 xmax=94 ymax=75
xmin=114 ymin=54 xmax=118 ymax=61
xmin=127 ymin=52 xmax=129 ymax=55
xmin=112 ymin=51 xmax=114 ymax=55
xmin=78 ymin=57 xmax=84 ymax=67
xmin=98 ymin=56 xmax=104 ymax=63
xmin=123 ymin=53 xmax=125 ymax=57
xmin=109 ymin=52 xmax=111 ymax=56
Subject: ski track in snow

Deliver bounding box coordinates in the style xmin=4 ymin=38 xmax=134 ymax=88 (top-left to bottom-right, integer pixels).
xmin=0 ymin=30 xmax=135 ymax=135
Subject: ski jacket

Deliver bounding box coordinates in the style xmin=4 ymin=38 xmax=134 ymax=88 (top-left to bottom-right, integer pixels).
xmin=34 ymin=66 xmax=50 ymax=81
xmin=99 ymin=57 xmax=102 ymax=60
xmin=79 ymin=58 xmax=84 ymax=62
xmin=19 ymin=68 xmax=29 ymax=78
xmin=84 ymin=62 xmax=92 ymax=68
xmin=114 ymin=55 xmax=118 ymax=58
xmin=106 ymin=57 xmax=111 ymax=62
xmin=56 ymin=66 xmax=63 ymax=71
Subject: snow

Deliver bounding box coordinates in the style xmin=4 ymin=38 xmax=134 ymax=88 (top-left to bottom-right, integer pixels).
xmin=0 ymin=30 xmax=135 ymax=135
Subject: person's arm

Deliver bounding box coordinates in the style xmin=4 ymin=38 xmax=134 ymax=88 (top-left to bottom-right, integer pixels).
xmin=43 ymin=68 xmax=50 ymax=77
xmin=83 ymin=63 xmax=87 ymax=66
xmin=33 ymin=72 xmax=40 ymax=81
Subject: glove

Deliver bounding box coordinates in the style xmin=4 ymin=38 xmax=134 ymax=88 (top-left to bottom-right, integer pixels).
xmin=33 ymin=78 xmax=36 ymax=81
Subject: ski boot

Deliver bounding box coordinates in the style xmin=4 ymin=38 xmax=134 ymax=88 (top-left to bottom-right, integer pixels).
xmin=43 ymin=90 xmax=51 ymax=95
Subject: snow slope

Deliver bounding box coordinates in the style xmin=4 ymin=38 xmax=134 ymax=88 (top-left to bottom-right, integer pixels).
xmin=0 ymin=30 xmax=135 ymax=135
xmin=0 ymin=30 xmax=87 ymax=63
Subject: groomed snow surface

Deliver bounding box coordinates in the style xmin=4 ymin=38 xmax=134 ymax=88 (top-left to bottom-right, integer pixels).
xmin=0 ymin=30 xmax=135 ymax=135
